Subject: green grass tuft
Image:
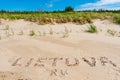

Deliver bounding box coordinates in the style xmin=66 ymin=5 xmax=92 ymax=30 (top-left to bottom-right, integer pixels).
xmin=29 ymin=30 xmax=35 ymax=36
xmin=86 ymin=24 xmax=98 ymax=33
xmin=107 ymin=29 xmax=116 ymax=36
xmin=4 ymin=25 xmax=10 ymax=30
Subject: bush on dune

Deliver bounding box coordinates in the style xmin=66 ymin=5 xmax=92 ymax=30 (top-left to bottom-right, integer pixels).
xmin=86 ymin=24 xmax=98 ymax=33
xmin=0 ymin=10 xmax=120 ymax=24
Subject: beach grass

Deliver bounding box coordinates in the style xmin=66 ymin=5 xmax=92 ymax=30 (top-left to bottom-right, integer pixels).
xmin=0 ymin=11 xmax=120 ymax=24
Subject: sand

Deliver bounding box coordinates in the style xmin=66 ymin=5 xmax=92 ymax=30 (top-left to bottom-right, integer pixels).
xmin=0 ymin=19 xmax=120 ymax=80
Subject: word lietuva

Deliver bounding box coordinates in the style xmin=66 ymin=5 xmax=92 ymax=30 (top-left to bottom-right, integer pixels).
xmin=11 ymin=57 xmax=117 ymax=67
xmin=9 ymin=56 xmax=120 ymax=77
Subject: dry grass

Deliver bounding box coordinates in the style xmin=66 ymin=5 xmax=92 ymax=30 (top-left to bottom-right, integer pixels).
xmin=107 ymin=29 xmax=117 ymax=36
xmin=0 ymin=12 xmax=120 ymax=24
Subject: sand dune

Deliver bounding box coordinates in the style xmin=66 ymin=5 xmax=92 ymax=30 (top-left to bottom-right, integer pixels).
xmin=0 ymin=19 xmax=120 ymax=80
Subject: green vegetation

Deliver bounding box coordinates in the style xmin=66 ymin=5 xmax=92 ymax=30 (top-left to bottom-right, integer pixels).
xmin=29 ymin=30 xmax=35 ymax=36
xmin=107 ymin=29 xmax=116 ymax=36
xmin=86 ymin=24 xmax=98 ymax=33
xmin=4 ymin=25 xmax=10 ymax=30
xmin=65 ymin=6 xmax=74 ymax=12
xmin=113 ymin=14 xmax=120 ymax=24
xmin=0 ymin=10 xmax=120 ymax=24
xmin=61 ymin=27 xmax=70 ymax=38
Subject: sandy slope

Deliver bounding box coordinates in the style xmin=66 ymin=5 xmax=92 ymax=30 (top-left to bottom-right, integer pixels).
xmin=0 ymin=19 xmax=120 ymax=80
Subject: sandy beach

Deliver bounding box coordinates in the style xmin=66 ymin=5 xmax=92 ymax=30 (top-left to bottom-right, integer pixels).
xmin=0 ymin=19 xmax=120 ymax=80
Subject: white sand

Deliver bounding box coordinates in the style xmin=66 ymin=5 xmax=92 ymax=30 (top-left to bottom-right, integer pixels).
xmin=0 ymin=19 xmax=120 ymax=80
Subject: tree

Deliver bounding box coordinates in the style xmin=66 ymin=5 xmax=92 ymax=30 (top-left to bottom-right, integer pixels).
xmin=64 ymin=6 xmax=74 ymax=12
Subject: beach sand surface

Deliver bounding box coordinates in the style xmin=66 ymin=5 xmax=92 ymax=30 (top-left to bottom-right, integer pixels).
xmin=0 ymin=19 xmax=120 ymax=80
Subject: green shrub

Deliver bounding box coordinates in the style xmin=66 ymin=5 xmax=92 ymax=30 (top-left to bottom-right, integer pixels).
xmin=86 ymin=24 xmax=98 ymax=33
xmin=64 ymin=6 xmax=74 ymax=12
xmin=113 ymin=14 xmax=120 ymax=24
xmin=29 ymin=30 xmax=35 ymax=36
xmin=115 ymin=19 xmax=120 ymax=24
xmin=0 ymin=12 xmax=120 ymax=25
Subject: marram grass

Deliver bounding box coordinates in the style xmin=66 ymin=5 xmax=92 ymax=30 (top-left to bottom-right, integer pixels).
xmin=0 ymin=12 xmax=120 ymax=24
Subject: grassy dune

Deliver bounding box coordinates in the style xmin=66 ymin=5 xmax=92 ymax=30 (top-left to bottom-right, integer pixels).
xmin=0 ymin=11 xmax=120 ymax=24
